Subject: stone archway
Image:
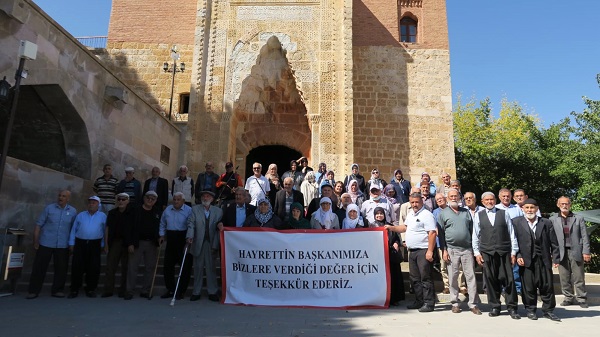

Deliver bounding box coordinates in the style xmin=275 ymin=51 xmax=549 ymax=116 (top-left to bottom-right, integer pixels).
xmin=230 ymin=36 xmax=311 ymax=177
xmin=245 ymin=145 xmax=302 ymax=180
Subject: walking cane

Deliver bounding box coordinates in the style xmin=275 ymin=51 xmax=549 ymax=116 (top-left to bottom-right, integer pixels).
xmin=170 ymin=244 xmax=189 ymax=307
xmin=147 ymin=243 xmax=162 ymax=300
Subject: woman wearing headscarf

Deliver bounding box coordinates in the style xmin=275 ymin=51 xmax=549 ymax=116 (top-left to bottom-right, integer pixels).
xmin=383 ymin=184 xmax=401 ymax=226
xmin=365 ymin=168 xmax=387 ymax=200
xmin=347 ymin=179 xmax=366 ymax=210
xmin=341 ymin=204 xmax=368 ymax=229
xmin=265 ymin=163 xmax=281 ymax=207
xmin=310 ymin=197 xmax=339 ymax=229
xmin=343 ymin=163 xmax=365 ymax=193
xmin=314 ymin=162 xmax=328 ymax=185
xmin=281 ymin=160 xmax=303 ymax=191
xmin=281 ymin=202 xmax=311 ymax=230
xmin=243 ymin=198 xmax=283 ymax=229
xmin=371 ymin=207 xmax=405 ymax=305
xmin=300 ymin=171 xmax=319 ymax=213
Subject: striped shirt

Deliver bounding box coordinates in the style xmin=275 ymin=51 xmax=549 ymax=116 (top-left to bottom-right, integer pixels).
xmin=93 ymin=175 xmax=119 ymax=205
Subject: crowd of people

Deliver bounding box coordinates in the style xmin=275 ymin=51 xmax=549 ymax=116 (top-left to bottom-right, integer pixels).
xmin=26 ymin=159 xmax=592 ymax=320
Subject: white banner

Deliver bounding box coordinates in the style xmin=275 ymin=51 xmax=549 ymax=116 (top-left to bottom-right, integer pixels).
xmin=221 ymin=228 xmax=390 ymax=309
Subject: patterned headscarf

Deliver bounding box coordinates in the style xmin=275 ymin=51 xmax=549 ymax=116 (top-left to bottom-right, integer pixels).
xmin=382 ymin=184 xmax=397 ymax=204
xmin=254 ymin=198 xmax=273 ymax=226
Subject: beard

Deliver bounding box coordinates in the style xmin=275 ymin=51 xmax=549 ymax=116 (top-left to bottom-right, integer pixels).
xmin=448 ymin=201 xmax=459 ymax=209
xmin=525 ymin=213 xmax=537 ymax=220
xmin=484 ymin=204 xmax=495 ymax=210
xmin=202 ymin=200 xmax=212 ymax=207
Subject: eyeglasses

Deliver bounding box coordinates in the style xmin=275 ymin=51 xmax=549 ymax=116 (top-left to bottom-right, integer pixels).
xmin=372 ymin=171 xmax=379 ymax=174
xmin=117 ymin=198 xmax=128 ymax=201
xmin=145 ymin=196 xmax=157 ymax=200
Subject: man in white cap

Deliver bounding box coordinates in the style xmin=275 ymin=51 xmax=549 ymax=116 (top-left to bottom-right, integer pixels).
xmin=117 ymin=167 xmax=142 ymax=205
xmin=187 ymin=190 xmax=223 ymax=302
xmin=67 ymin=196 xmax=107 ymax=298
xmin=360 ymin=184 xmax=393 ymax=225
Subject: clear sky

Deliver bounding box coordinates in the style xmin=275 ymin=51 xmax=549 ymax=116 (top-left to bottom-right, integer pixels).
xmin=32 ymin=0 xmax=600 ymax=126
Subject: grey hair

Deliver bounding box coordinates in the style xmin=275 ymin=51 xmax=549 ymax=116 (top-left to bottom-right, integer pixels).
xmin=481 ymin=191 xmax=495 ymax=200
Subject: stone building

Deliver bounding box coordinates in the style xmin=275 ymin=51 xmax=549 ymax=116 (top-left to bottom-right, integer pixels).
xmin=106 ymin=0 xmax=455 ymax=182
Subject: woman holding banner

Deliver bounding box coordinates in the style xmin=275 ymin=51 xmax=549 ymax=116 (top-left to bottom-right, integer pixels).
xmin=372 ymin=207 xmax=405 ymax=305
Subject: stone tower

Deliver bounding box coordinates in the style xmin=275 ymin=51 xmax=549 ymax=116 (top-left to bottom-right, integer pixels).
xmin=107 ymin=0 xmax=455 ymax=182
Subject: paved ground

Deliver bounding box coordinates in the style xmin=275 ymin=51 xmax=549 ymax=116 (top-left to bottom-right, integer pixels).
xmin=3 ymin=292 xmax=600 ymax=337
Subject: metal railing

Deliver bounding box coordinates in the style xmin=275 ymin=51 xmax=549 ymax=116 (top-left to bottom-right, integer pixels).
xmin=76 ymin=36 xmax=107 ymax=49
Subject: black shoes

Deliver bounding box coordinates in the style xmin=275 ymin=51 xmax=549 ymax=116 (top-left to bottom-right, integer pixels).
xmin=26 ymin=293 xmax=38 ymax=299
xmin=139 ymin=293 xmax=150 ymax=299
xmin=208 ymin=294 xmax=219 ymax=302
xmin=418 ymin=304 xmax=434 ymax=312
xmin=508 ymin=310 xmax=521 ymax=320
xmin=488 ymin=308 xmax=500 ymax=317
xmin=580 ymin=302 xmax=589 ymax=308
xmin=67 ymin=291 xmax=78 ymax=299
xmin=101 ymin=292 xmax=113 ymax=298
xmin=527 ymin=311 xmax=538 ymax=320
xmin=123 ymin=293 xmax=133 ymax=300
xmin=406 ymin=302 xmax=424 ymax=310
xmin=543 ymin=312 xmax=561 ymax=322
xmin=85 ymin=291 xmax=97 ymax=298
xmin=190 ymin=294 xmax=201 ymax=301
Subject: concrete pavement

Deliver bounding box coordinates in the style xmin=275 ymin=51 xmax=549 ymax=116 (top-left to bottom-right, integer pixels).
xmin=2 ymin=292 xmax=600 ymax=337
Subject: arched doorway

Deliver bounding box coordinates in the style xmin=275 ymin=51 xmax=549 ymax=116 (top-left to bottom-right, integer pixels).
xmin=245 ymin=145 xmax=302 ymax=180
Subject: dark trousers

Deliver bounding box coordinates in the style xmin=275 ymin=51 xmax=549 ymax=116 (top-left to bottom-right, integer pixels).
xmin=164 ymin=230 xmax=192 ymax=295
xmin=70 ymin=238 xmax=102 ymax=292
xmin=103 ymin=238 xmax=128 ymax=294
xmin=389 ymin=247 xmax=405 ymax=303
xmin=482 ymin=251 xmax=518 ymax=311
xmin=408 ymin=248 xmax=435 ymax=306
xmin=520 ymin=256 xmax=556 ymax=313
xmin=28 ymin=245 xmax=69 ymax=295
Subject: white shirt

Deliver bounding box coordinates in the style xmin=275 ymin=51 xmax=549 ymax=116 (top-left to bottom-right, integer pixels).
xmin=245 ymin=175 xmax=270 ymax=206
xmin=472 ymin=207 xmax=519 ymax=257
xmin=404 ymin=206 xmax=437 ymax=249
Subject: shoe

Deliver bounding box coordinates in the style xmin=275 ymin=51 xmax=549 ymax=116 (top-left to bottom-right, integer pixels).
xmin=579 ymin=302 xmax=589 ymax=308
xmin=160 ymin=291 xmax=174 ymax=299
xmin=470 ymin=306 xmax=482 ymax=315
xmin=560 ymin=299 xmax=574 ymax=306
xmin=101 ymin=292 xmax=113 ymax=298
xmin=208 ymin=294 xmax=219 ymax=302
xmin=175 ymin=293 xmax=184 ymax=300
xmin=26 ymin=293 xmax=38 ymax=300
xmin=508 ymin=310 xmax=521 ymax=320
xmin=406 ymin=302 xmax=424 ymax=310
xmin=460 ymin=288 xmax=468 ymax=295
xmin=51 ymin=292 xmax=65 ymax=298
xmin=85 ymin=291 xmax=97 ymax=298
xmin=190 ymin=294 xmax=201 ymax=301
xmin=543 ymin=312 xmax=561 ymax=322
xmin=67 ymin=291 xmax=78 ymax=299
xmin=418 ymin=304 xmax=434 ymax=312
xmin=390 ymin=301 xmax=400 ymax=307
xmin=451 ymin=306 xmax=461 ymax=313
xmin=123 ymin=293 xmax=133 ymax=300
xmin=442 ymin=288 xmax=450 ymax=294
xmin=139 ymin=293 xmax=150 ymax=299
xmin=488 ymin=308 xmax=500 ymax=317
xmin=527 ymin=312 xmax=538 ymax=320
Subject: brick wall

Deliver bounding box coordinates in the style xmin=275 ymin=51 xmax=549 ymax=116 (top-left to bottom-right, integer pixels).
xmin=108 ymin=0 xmax=197 ymax=45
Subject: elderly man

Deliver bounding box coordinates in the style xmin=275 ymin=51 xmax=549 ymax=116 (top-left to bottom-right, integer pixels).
xmin=273 ymin=177 xmax=305 ymax=222
xmin=437 ymin=172 xmax=452 ymax=198
xmin=438 ymin=189 xmax=481 ymax=315
xmin=464 ymin=192 xmax=483 ymax=219
xmin=195 ymin=162 xmax=219 ymax=201
xmin=124 ymin=191 xmax=162 ymax=300
xmin=416 ymin=172 xmax=436 ymax=195
xmin=420 ymin=180 xmax=437 ymax=212
xmin=472 ymin=192 xmax=520 ymax=319
xmin=27 ymin=190 xmax=77 ymax=299
xmin=513 ymin=199 xmax=560 ymax=321
xmin=159 ymin=192 xmax=193 ymax=300
xmin=245 ymin=162 xmax=270 ymax=206
xmin=173 ymin=165 xmax=195 ymax=206
xmin=496 ymin=188 xmax=516 ymax=211
xmin=143 ymin=166 xmax=169 ymax=210
xmin=550 ymin=196 xmax=591 ymax=308
xmin=403 ymin=192 xmax=437 ymax=312
xmin=102 ymin=192 xmax=135 ymax=298
xmin=432 ymin=193 xmax=450 ymax=293
xmin=117 ymin=167 xmax=142 ymax=205
xmin=219 ymin=187 xmax=256 ymax=229
xmin=187 ymin=190 xmax=223 ymax=302
xmin=93 ymin=164 xmax=119 ymax=214
xmin=68 ymin=196 xmax=107 ymax=298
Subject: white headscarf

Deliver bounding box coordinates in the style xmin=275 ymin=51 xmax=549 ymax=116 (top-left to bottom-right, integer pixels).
xmin=342 ymin=204 xmax=362 ymax=229
xmin=314 ymin=197 xmax=336 ymax=229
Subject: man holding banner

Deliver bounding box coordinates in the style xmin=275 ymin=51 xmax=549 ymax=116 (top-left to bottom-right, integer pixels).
xmin=404 ymin=192 xmax=437 ymax=312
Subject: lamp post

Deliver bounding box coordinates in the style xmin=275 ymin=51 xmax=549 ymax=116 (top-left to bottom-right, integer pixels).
xmin=162 ymin=45 xmax=185 ymax=120
xmin=0 ymin=40 xmax=37 ymax=193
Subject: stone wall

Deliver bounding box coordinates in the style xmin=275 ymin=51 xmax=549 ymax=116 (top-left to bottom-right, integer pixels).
xmin=0 ymin=1 xmax=181 ymax=236
xmin=352 ymin=46 xmax=455 ymax=184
